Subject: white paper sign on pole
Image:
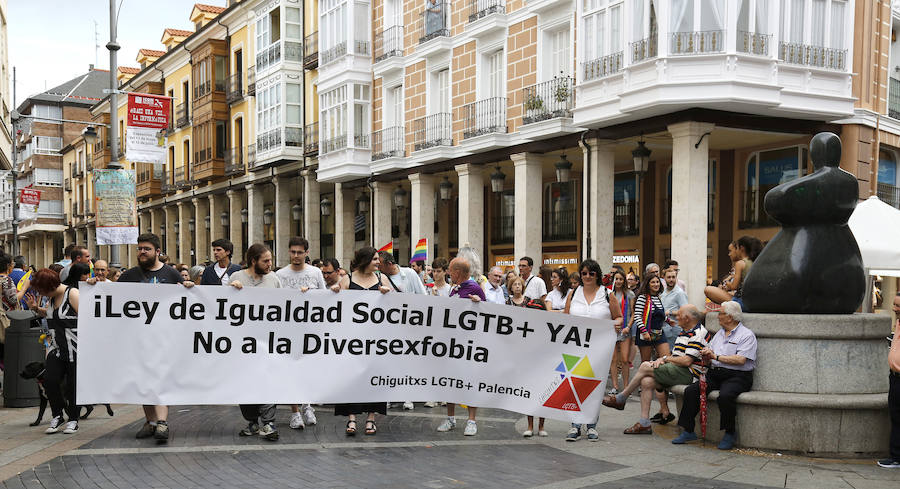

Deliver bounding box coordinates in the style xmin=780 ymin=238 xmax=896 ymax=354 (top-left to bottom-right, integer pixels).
xmin=77 ymin=283 xmax=616 ymax=423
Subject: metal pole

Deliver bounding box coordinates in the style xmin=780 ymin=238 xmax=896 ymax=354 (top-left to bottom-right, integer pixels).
xmin=11 ymin=66 xmax=17 ymax=256
xmin=107 ymin=0 xmax=122 ymax=268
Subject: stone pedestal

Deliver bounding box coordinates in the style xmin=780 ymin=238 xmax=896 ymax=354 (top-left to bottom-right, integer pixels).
xmin=673 ymin=312 xmax=891 ymax=457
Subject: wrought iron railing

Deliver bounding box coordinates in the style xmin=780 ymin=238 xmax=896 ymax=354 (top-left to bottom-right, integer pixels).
xmin=374 ymin=26 xmax=404 ymax=62
xmin=194 ymin=80 xmax=210 ymax=99
xmin=738 ymin=30 xmax=770 ymax=56
xmin=304 ymin=32 xmax=319 ymax=68
xmin=631 ymin=35 xmax=658 ymax=63
xmin=543 ymin=209 xmax=577 ymax=241
xmin=321 ymin=41 xmax=347 ymax=66
xmin=247 ymin=66 xmax=256 ymax=96
xmin=371 ymin=126 xmax=406 ymax=160
xmin=419 ymin=2 xmax=450 ymax=44
xmin=247 ymin=144 xmax=256 ymax=168
xmin=174 ymin=167 xmax=188 ymax=190
xmin=522 ymin=77 xmax=574 ymax=125
xmin=613 ymin=201 xmax=639 ymax=236
xmin=176 ymin=103 xmax=189 ymax=128
xmin=355 ymin=40 xmax=370 ymax=56
xmin=160 ymin=170 xmax=174 ymax=193
xmin=491 ymin=215 xmax=514 ymax=244
xmin=285 ymin=41 xmax=303 ymax=63
xmin=285 ymin=127 xmax=303 ymax=147
xmin=354 ymin=133 xmax=369 ymax=148
xmin=583 ymin=52 xmax=623 ymax=81
xmin=256 ymin=42 xmax=282 ymax=71
xmin=226 ymin=73 xmax=243 ymax=103
xmin=224 ymin=147 xmax=245 ymax=176
xmin=257 ymin=129 xmax=283 ymax=153
xmin=412 ymin=113 xmax=452 ymax=151
xmin=890 ymin=78 xmax=900 ymax=120
xmin=461 ymin=97 xmax=506 ymax=139
xmin=670 ymin=30 xmax=724 ymax=55
xmin=304 ymin=122 xmax=319 ymax=155
xmin=321 ymin=134 xmax=348 ymax=154
xmin=878 ymin=182 xmax=900 ymax=209
xmin=779 ymin=41 xmax=846 ymax=71
xmin=469 ymin=0 xmax=504 ymax=22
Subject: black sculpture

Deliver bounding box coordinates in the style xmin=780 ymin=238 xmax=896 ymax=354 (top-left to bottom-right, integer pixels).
xmin=741 ymin=132 xmax=866 ymax=314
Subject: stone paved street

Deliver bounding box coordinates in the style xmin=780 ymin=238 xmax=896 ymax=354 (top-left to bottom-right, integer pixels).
xmin=1 ymin=402 xmax=898 ymax=489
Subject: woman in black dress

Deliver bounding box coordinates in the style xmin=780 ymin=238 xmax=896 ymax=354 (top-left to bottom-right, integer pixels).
xmin=335 ymin=246 xmax=392 ymax=435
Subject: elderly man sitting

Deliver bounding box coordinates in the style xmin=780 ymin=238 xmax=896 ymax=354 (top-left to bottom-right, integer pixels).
xmin=601 ymin=305 xmax=711 ymax=434
xmin=673 ymin=300 xmax=757 ymax=449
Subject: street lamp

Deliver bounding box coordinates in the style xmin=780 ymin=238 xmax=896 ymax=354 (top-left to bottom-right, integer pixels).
xmin=81 ymin=126 xmax=99 ymax=146
xmin=632 ymin=138 xmax=651 ymax=175
xmin=439 ymin=176 xmax=453 ymax=201
xmin=555 ymin=154 xmax=573 ymax=183
xmin=356 ymin=192 xmax=370 ymax=214
xmin=490 ymin=166 xmax=506 ymax=193
xmin=188 ymin=218 xmax=195 ymax=233
xmin=291 ymin=203 xmax=302 ymax=221
xmin=173 ymin=221 xmax=180 ymax=234
xmin=320 ymin=196 xmax=332 ymax=217
xmin=240 ymin=208 xmax=249 ymax=223
xmin=220 ymin=211 xmax=229 ymax=227
xmin=393 ymin=185 xmax=407 ymax=209
xmin=263 ymin=208 xmax=273 ymax=226
xmin=204 ymin=215 xmax=210 ymax=230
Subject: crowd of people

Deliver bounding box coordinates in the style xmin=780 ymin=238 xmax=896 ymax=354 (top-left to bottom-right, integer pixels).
xmin=0 ymin=234 xmax=763 ymax=451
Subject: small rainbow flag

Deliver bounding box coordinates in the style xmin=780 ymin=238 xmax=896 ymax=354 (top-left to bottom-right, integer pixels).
xmin=89 ymin=261 xmax=95 ymax=278
xmin=410 ymin=238 xmax=427 ymax=263
xmin=377 ymin=241 xmax=393 ymax=253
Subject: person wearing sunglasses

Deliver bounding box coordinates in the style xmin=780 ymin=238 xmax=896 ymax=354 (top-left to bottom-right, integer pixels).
xmin=562 ymin=259 xmax=623 ymax=442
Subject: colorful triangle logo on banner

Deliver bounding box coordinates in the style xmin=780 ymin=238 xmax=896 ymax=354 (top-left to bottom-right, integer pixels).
xmin=571 ymin=378 xmax=602 ymax=403
xmin=571 ymin=357 xmax=595 ymax=378
xmin=542 ymin=379 xmax=580 ymax=411
xmin=543 ymin=353 xmax=603 ymax=413
xmin=562 ymin=354 xmax=580 ymax=371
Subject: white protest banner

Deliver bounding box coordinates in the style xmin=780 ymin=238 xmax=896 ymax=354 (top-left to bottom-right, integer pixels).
xmin=125 ymin=93 xmax=170 ymax=165
xmin=93 ymin=170 xmax=138 ymax=245
xmin=78 ymin=282 xmax=616 ymax=423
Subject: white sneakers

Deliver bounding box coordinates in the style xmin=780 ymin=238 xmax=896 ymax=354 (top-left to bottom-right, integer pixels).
xmin=436 ymin=417 xmax=456 ymax=432
xmin=403 ymin=401 xmax=414 ymax=410
xmin=289 ymin=412 xmax=305 ymax=429
xmin=63 ymin=421 xmax=78 ymax=434
xmin=423 ymin=401 xmax=438 ymax=408
xmin=303 ymin=405 xmax=317 ymax=425
xmin=46 ymin=416 xmax=63 ymax=434
xmin=437 ymin=417 xmax=477 ymax=435
xmin=463 ymin=420 xmax=477 ymax=436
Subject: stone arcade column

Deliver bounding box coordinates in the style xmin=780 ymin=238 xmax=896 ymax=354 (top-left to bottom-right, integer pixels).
xmin=334 ymin=182 xmax=356 ymax=268
xmin=208 ymin=194 xmax=222 ymax=243
xmin=177 ymin=201 xmax=193 ymax=265
xmin=372 ymin=182 xmax=392 ymax=249
xmin=668 ymin=121 xmax=714 ymax=307
xmin=164 ymin=205 xmax=177 ymax=259
xmin=408 ymin=173 xmax=435 ymax=264
xmin=582 ymin=138 xmax=615 ymax=266
xmin=273 ymin=176 xmax=293 ymax=267
xmin=511 ymin=153 xmax=543 ymax=265
xmin=193 ymin=198 xmax=210 ymax=264
xmin=247 ymin=184 xmax=264 ymax=246
xmin=455 ymin=164 xmax=484 ymax=254
xmin=302 ymin=170 xmax=321 ymax=256
xmin=227 ymin=189 xmax=244 ymax=257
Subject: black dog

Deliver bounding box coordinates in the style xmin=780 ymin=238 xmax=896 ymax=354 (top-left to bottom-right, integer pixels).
xmin=19 ymin=361 xmax=114 ymax=427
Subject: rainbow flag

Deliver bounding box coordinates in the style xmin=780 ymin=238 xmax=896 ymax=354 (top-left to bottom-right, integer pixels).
xmin=377 ymin=241 xmax=393 ymax=253
xmin=410 ymin=238 xmax=427 ymax=263
xmin=89 ymin=261 xmax=95 ymax=278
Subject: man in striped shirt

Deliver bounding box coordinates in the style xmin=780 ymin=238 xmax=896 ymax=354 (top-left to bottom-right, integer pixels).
xmin=602 ymin=305 xmax=711 ymax=435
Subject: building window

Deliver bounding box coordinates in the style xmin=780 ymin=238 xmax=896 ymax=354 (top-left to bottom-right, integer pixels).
xmin=779 ymin=0 xmax=846 ymax=68
xmin=257 ymin=82 xmax=282 ymax=151
xmin=353 ymin=83 xmax=370 ymax=147
xmin=32 ymin=105 xmax=62 ymax=123
xmin=388 ymin=85 xmax=404 ymax=127
xmin=485 ymin=50 xmax=504 ymax=98
xmin=321 ymin=0 xmax=348 ymax=52
xmin=490 ymin=190 xmax=515 ymax=245
xmin=741 ymin=145 xmax=809 ymax=228
xmin=431 ymin=68 xmax=449 ymax=114
xmin=878 ymin=149 xmax=900 ymax=208
xmin=614 ymin=173 xmax=639 ymax=236
xmin=543 ymin=180 xmax=578 ymax=241
xmin=545 ymin=28 xmax=571 ymax=79
xmin=320 ymin=85 xmax=348 ymax=152
xmin=583 ymin=0 xmax=621 ymax=69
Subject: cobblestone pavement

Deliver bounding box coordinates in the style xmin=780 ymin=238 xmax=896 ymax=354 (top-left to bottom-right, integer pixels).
xmin=1 ymin=403 xmax=899 ymax=489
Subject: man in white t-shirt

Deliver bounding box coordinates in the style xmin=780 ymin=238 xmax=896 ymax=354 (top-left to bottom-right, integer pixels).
xmin=484 ymin=266 xmax=506 ymax=305
xmin=519 ymin=256 xmax=547 ymax=301
xmin=275 ymin=237 xmax=325 ymax=429
xmin=201 ymin=239 xmax=242 ymax=285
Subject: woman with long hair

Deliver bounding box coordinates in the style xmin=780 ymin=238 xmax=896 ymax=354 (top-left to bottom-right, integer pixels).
xmin=563 ymin=259 xmax=623 ymax=442
xmin=705 ymin=235 xmax=762 ymax=306
xmin=29 ymin=269 xmax=81 ymax=434
xmin=632 ymin=274 xmax=673 ymax=424
xmin=544 ymin=267 xmax=570 ymax=312
xmin=334 ymin=246 xmax=391 ymax=435
xmin=609 ymin=270 xmax=636 ymax=394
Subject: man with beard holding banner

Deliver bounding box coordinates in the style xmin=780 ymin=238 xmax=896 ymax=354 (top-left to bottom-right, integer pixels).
xmin=113 ymin=233 xmax=193 ymax=442
xmin=229 ymin=243 xmax=283 ymax=441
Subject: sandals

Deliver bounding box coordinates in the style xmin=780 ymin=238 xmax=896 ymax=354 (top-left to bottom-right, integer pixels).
xmin=364 ymin=420 xmax=377 ymax=435
xmin=346 ymin=419 xmax=357 ymax=436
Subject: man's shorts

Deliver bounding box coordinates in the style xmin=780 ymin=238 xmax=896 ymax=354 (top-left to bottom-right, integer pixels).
xmin=652 ymin=362 xmax=694 ymax=389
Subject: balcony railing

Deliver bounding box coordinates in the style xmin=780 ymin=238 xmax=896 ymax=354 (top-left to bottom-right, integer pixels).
xmin=354 ymin=132 xmax=370 ymax=148
xmin=321 ymin=41 xmax=347 ymax=66
xmin=779 ymin=41 xmax=846 ymax=71
xmin=286 ymin=127 xmax=303 ymax=148
xmin=469 ymin=0 xmax=504 ymax=22
xmin=285 ymin=41 xmax=303 ymax=63
xmin=247 ymin=144 xmax=256 ymax=168
xmin=257 ymin=42 xmax=282 ymax=71
xmin=321 ymin=135 xmax=348 ymax=155
xmin=630 ymin=35 xmax=658 ymax=63
xmin=355 ymin=41 xmax=370 ymax=56
xmin=583 ymin=52 xmax=623 ymax=82
xmin=160 ymin=170 xmax=174 ymax=193
xmin=372 ymin=126 xmax=406 ymax=160
xmin=543 ymin=208 xmax=577 ymax=242
xmin=247 ymin=66 xmax=256 ymax=96
xmin=257 ymin=129 xmax=283 ymax=153
xmin=890 ymin=78 xmax=900 ymax=120
xmin=613 ymin=201 xmax=639 ymax=236
xmin=878 ymin=182 xmax=900 ymax=209
xmin=194 ymin=80 xmax=211 ymax=99
xmin=304 ymin=122 xmax=319 ymax=155
xmin=522 ymin=77 xmax=574 ymax=125
xmin=461 ymin=97 xmax=507 ymax=139
xmin=419 ymin=2 xmax=450 ymax=44
xmin=491 ymin=215 xmax=513 ymax=245
xmin=412 ymin=113 xmax=452 ymax=151
xmin=176 ymin=103 xmax=189 ymax=128
xmin=374 ymin=26 xmax=404 ymax=62
xmin=226 ymin=73 xmax=243 ymax=104
xmin=670 ymin=30 xmax=724 ymax=55
xmin=224 ymin=147 xmax=245 ymax=176
xmin=738 ymin=30 xmax=770 ymax=56
xmin=174 ymin=167 xmax=187 ymax=190
xmin=304 ymin=32 xmax=319 ymax=68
